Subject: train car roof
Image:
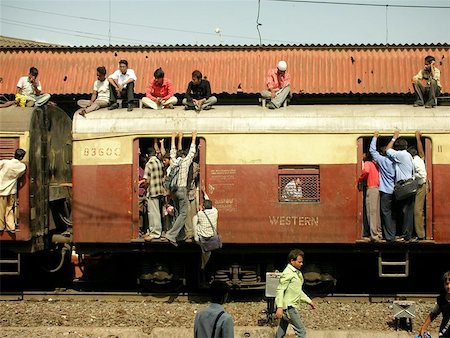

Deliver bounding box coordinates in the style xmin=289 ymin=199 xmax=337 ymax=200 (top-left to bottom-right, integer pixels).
xmin=0 ymin=106 xmax=34 ymax=133
xmin=72 ymin=104 xmax=450 ymax=137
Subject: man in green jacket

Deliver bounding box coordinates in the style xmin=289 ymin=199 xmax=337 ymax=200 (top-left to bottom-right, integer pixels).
xmin=275 ymin=249 xmax=317 ymax=338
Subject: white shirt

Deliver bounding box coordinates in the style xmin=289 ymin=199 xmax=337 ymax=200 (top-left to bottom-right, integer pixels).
xmin=108 ymin=69 xmax=137 ymax=87
xmin=193 ymin=207 xmax=218 ymax=242
xmin=0 ymin=158 xmax=26 ymax=196
xmin=413 ymin=155 xmax=427 ymax=185
xmin=17 ymin=76 xmax=42 ymax=96
xmin=282 ymin=180 xmax=303 ymax=200
xmin=93 ymin=79 xmax=110 ymax=102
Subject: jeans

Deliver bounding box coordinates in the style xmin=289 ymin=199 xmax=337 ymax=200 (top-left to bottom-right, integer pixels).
xmin=275 ymin=307 xmax=306 ymax=338
xmin=164 ymin=187 xmax=188 ymax=242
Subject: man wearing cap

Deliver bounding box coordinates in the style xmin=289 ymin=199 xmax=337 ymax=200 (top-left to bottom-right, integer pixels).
xmin=261 ymin=60 xmax=292 ymax=109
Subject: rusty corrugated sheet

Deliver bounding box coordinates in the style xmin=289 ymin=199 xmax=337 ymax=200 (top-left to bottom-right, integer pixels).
xmin=0 ymin=46 xmax=448 ymax=95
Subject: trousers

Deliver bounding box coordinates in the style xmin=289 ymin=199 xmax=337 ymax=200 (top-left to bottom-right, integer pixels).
xmin=261 ymin=85 xmax=291 ymax=108
xmin=142 ymin=96 xmax=178 ymax=109
xmin=275 ymin=307 xmax=307 ymax=338
xmin=75 ymin=99 xmax=109 ymax=115
xmin=164 ymin=187 xmax=188 ymax=242
xmin=0 ymin=194 xmax=17 ymax=231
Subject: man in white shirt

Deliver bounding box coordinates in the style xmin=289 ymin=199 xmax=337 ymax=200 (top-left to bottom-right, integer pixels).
xmin=0 ymin=149 xmax=27 ymax=233
xmin=16 ymin=67 xmax=51 ymax=107
xmin=108 ymin=59 xmax=137 ymax=111
xmin=282 ymin=178 xmax=303 ymax=201
xmin=75 ymin=66 xmax=110 ymax=117
xmin=193 ymin=192 xmax=218 ymax=269
xmin=408 ymin=131 xmax=428 ymax=241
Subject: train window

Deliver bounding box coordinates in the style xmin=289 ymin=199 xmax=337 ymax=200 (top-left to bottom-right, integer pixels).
xmin=278 ymin=165 xmax=320 ymax=203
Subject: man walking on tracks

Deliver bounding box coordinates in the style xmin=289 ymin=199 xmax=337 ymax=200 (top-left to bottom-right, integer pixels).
xmin=0 ymin=149 xmax=27 ymax=234
xmin=275 ymin=249 xmax=317 ymax=338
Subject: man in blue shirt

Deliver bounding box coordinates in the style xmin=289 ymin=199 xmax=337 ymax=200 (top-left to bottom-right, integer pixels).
xmin=386 ymin=131 xmax=415 ymax=242
xmin=369 ymin=132 xmax=396 ymax=242
xmin=194 ymin=281 xmax=234 ymax=338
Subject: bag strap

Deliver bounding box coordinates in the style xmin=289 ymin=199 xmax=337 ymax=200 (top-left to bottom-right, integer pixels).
xmin=211 ymin=310 xmax=225 ymax=338
xmin=203 ymin=210 xmax=217 ymax=235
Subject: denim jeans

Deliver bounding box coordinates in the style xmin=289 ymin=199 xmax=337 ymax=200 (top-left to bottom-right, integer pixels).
xmin=164 ymin=187 xmax=188 ymax=242
xmin=275 ymin=306 xmax=306 ymax=338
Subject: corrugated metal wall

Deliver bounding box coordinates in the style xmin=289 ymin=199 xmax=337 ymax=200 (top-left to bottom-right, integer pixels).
xmin=1 ymin=47 xmax=448 ymax=95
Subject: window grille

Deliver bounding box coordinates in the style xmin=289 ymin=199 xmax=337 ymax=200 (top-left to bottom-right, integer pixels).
xmin=278 ymin=166 xmax=320 ymax=203
xmin=0 ymin=138 xmax=19 ymax=160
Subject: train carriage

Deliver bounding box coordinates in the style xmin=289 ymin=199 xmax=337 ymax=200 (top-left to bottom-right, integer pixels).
xmin=0 ymin=105 xmax=72 ymax=277
xmin=70 ymin=104 xmax=450 ymax=291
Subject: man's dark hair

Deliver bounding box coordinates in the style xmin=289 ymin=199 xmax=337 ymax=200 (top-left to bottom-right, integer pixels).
xmin=119 ymin=59 xmax=128 ymax=67
xmin=29 ymin=67 xmax=38 ymax=76
xmin=287 ymin=249 xmax=304 ymax=263
xmin=443 ymin=271 xmax=450 ymax=283
xmin=407 ymin=146 xmax=418 ymax=157
xmin=210 ymin=281 xmax=229 ymax=304
xmin=204 ymin=199 xmax=213 ymax=209
xmin=192 ymin=70 xmax=202 ymax=80
xmin=394 ymin=138 xmax=408 ymax=151
xmin=425 ymin=55 xmax=435 ymax=64
xmin=146 ymin=147 xmax=156 ymax=157
xmin=177 ymin=149 xmax=187 ymax=158
xmin=14 ymin=148 xmax=26 ymax=160
xmin=97 ymin=66 xmax=107 ymax=75
xmin=154 ymin=67 xmax=164 ymax=79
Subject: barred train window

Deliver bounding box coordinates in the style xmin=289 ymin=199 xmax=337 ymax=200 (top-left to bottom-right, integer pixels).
xmin=278 ymin=165 xmax=320 ymax=203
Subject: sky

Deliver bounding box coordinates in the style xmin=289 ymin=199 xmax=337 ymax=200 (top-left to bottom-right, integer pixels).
xmin=0 ymin=0 xmax=449 ymax=46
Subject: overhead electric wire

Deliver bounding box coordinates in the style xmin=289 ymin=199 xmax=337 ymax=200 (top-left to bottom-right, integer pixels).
xmin=267 ymin=0 xmax=450 ymax=9
xmin=0 ymin=19 xmax=164 ymax=45
xmin=2 ymin=4 xmax=265 ymax=42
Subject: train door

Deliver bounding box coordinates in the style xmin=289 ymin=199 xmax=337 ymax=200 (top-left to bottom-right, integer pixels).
xmin=357 ymin=135 xmax=433 ymax=241
xmin=134 ymin=136 xmax=203 ymax=240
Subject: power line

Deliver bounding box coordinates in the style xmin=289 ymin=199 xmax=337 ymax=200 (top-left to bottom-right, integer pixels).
xmin=0 ymin=19 xmax=165 ymax=45
xmin=1 ymin=4 xmax=263 ymax=42
xmin=267 ymin=0 xmax=450 ymax=9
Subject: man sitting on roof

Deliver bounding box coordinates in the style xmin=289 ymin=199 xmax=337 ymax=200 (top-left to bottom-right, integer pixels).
xmin=142 ymin=68 xmax=178 ymax=110
xmin=261 ymin=60 xmax=291 ymax=109
xmin=412 ymin=55 xmax=441 ymax=108
xmin=108 ymin=59 xmax=136 ymax=112
xmin=182 ymin=70 xmax=217 ymax=113
xmin=16 ymin=67 xmax=51 ymax=107
xmin=75 ymin=66 xmax=110 ymax=117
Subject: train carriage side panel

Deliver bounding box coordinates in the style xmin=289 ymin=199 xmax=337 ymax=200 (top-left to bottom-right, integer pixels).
xmin=204 ymin=134 xmax=358 ymax=243
xmin=72 ymin=136 xmax=136 ymax=243
xmin=431 ymin=134 xmax=450 ymax=243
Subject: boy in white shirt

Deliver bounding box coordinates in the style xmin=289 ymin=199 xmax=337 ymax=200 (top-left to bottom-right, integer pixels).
xmin=16 ymin=67 xmax=51 ymax=107
xmin=75 ymin=66 xmax=110 ymax=117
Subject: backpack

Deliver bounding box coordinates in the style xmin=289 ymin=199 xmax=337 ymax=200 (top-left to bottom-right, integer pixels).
xmin=165 ymin=158 xmax=181 ymax=192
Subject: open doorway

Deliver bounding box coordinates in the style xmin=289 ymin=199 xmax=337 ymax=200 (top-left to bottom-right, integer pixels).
xmin=357 ymin=135 xmax=432 ymax=242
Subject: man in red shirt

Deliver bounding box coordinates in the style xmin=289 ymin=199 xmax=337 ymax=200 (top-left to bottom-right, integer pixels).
xmin=358 ymin=152 xmax=382 ymax=242
xmin=261 ymin=60 xmax=292 ymax=109
xmin=142 ymin=68 xmax=178 ymax=110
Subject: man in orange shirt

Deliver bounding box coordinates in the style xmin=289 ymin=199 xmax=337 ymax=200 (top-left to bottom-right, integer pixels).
xmin=261 ymin=60 xmax=292 ymax=109
xmin=142 ymin=68 xmax=178 ymax=110
xmin=358 ymin=152 xmax=382 ymax=242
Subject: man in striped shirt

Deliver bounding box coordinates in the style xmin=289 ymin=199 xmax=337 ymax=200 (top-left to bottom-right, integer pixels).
xmin=143 ymin=148 xmax=164 ymax=241
xmin=163 ymin=131 xmax=197 ymax=246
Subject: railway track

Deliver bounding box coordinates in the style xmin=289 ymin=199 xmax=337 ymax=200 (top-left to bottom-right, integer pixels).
xmin=0 ymin=290 xmax=438 ymax=303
